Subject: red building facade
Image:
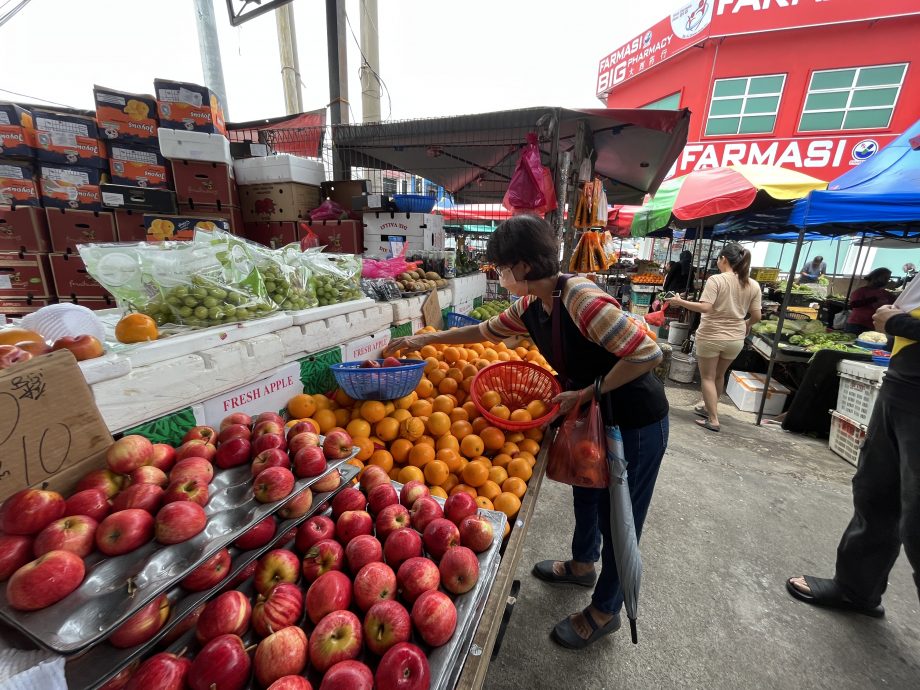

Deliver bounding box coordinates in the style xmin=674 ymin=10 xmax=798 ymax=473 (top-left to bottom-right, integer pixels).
xmin=597 ymin=0 xmax=920 ymax=180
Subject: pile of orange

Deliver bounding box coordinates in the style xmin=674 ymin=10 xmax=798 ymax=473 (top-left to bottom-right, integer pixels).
xmin=285 ymin=328 xmax=552 ymax=538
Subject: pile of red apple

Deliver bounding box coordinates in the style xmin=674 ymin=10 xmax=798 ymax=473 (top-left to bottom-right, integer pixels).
xmin=358 ymin=356 xmax=408 ymax=369
xmin=117 ymin=464 xmax=494 ymax=690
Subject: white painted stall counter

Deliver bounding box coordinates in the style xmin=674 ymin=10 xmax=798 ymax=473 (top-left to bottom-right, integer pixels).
xmin=450 ymin=273 xmax=487 ymax=305
xmin=390 ymin=288 xmax=452 ymax=324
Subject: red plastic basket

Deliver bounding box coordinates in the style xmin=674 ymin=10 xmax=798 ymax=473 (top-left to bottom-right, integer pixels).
xmin=470 ymin=361 xmax=562 ymax=431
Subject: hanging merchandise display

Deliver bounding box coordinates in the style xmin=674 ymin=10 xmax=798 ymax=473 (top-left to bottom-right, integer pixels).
xmin=569 ymin=231 xmax=611 ymax=273
xmin=502 ymin=133 xmax=557 ymax=216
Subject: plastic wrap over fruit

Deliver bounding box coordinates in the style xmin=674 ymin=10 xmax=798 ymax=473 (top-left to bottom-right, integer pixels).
xmin=302 ymin=249 xmax=364 ymax=307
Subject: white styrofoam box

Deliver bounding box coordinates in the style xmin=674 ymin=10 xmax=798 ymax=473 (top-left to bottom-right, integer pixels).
xmin=288 ymin=297 xmax=378 ymax=326
xmin=453 ymin=299 xmax=474 ymax=316
xmin=282 ymin=302 xmax=393 ymax=360
xmin=341 ymin=329 xmax=391 ymax=362
xmin=389 ymin=288 xmax=452 ymax=324
xmin=726 ymin=371 xmax=791 ymax=416
xmin=363 ymin=212 xmax=445 ymax=253
xmin=157 ymin=128 xmax=232 ymax=164
xmin=450 ymin=273 xmax=487 ymax=305
xmin=78 ymin=354 xmax=131 ymax=385
xmin=197 ymin=333 xmax=286 ymax=381
xmin=233 ymin=154 xmax=325 ymax=186
xmin=836 ymin=359 xmax=887 ymax=384
xmin=193 ymin=361 xmax=302 ymax=426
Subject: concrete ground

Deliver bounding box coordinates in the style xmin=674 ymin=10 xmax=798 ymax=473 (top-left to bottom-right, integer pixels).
xmin=484 ymin=384 xmax=920 ymax=690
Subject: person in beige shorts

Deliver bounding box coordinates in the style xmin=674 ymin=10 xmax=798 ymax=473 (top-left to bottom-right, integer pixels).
xmin=670 ymin=243 xmax=762 ymax=431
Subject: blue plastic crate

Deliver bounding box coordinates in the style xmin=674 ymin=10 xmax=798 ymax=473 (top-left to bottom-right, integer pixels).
xmin=446 ymin=312 xmax=480 ymax=328
xmin=330 ymin=360 xmax=426 ymax=400
xmin=630 ymin=289 xmax=654 ymax=306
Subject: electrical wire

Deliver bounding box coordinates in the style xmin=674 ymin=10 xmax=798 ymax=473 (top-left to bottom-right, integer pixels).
xmin=343 ymin=7 xmax=392 ymax=121
xmin=0 ymin=0 xmax=31 ymax=29
xmin=0 ymin=87 xmax=76 ymax=109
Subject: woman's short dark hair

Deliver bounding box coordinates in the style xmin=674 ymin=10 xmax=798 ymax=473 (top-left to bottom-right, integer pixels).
xmin=719 ymin=242 xmax=752 ymax=287
xmin=864 ymin=267 xmax=891 ymax=283
xmin=486 ymin=215 xmax=560 ymax=280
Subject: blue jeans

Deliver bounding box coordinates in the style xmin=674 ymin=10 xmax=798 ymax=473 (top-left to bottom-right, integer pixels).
xmin=571 ymin=417 xmax=669 ymax=614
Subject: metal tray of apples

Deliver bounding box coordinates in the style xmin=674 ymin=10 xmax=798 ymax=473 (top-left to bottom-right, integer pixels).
xmin=0 ymin=440 xmax=360 ymax=655
xmin=65 ymin=464 xmax=359 ymax=690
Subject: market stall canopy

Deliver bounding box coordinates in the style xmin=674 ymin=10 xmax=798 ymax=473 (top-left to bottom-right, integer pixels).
xmin=630 ymin=165 xmax=828 ymax=237
xmin=331 ymin=107 xmax=690 ymax=206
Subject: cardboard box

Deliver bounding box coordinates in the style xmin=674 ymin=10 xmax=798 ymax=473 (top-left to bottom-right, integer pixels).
xmin=239 ymin=182 xmax=321 ymax=222
xmin=143 ymin=213 xmax=231 ymax=241
xmin=109 ymin=145 xmax=169 ymax=189
xmin=727 ymin=370 xmax=792 ymax=416
xmin=171 ymin=160 xmax=234 ymax=206
xmin=230 ymin=142 xmax=269 ymax=159
xmin=49 ymin=252 xmax=111 ymax=299
xmin=0 ymin=159 xmax=41 ymax=207
xmin=321 ymin=180 xmax=368 ymax=208
xmin=242 ymin=221 xmax=299 ymax=249
xmin=113 ymin=209 xmax=147 ymax=242
xmin=179 ymin=203 xmax=243 ymax=234
xmin=352 ymin=193 xmax=386 ymax=211
xmin=303 ymin=219 xmax=364 ymax=254
xmin=94 ymin=85 xmax=159 ymax=147
xmin=0 ymin=102 xmax=37 ymax=159
xmin=0 ymin=351 xmax=113 ymax=501
xmin=100 ymin=184 xmax=178 ymax=214
xmin=33 ymin=110 xmax=107 ymax=169
xmin=0 ymin=252 xmax=53 ymax=298
xmin=39 ymin=164 xmax=103 ymax=211
xmin=58 ymin=294 xmax=117 ymax=310
xmin=195 ymin=362 xmax=302 ymax=426
xmin=154 ymin=79 xmax=227 ymax=135
xmin=363 ymin=212 xmax=445 ymax=256
xmin=0 ymin=206 xmax=50 ymax=252
xmin=46 ymin=208 xmax=117 ymax=253
xmin=0 ymin=297 xmax=53 ymax=323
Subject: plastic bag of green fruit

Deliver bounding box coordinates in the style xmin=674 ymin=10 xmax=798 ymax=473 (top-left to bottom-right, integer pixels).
xmin=302 ymin=249 xmax=364 ymax=307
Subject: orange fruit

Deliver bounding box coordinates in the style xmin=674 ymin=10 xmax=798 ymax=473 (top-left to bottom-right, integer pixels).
xmin=287 ymin=394 xmax=317 ymax=419
xmin=481 ymin=391 xmax=501 ymax=409
xmin=450 ymin=420 xmax=473 ymax=440
xmin=346 ymin=418 xmax=371 ymax=439
xmin=483 ymin=349 xmax=498 ymax=362
xmin=354 ymin=437 xmax=374 ymax=462
xmin=497 ymin=351 xmax=511 ymax=361
xmin=351 ymin=407 xmax=363 ymax=421
xmin=443 ymin=347 xmax=461 ymax=364
xmin=492 ymin=453 xmax=512 ymax=469
xmin=398 ymin=466 xmax=425 ymax=484
xmin=395 ymin=392 xmax=417 ymax=410
xmin=400 ymin=417 xmax=426 ymax=441
xmin=314 ymin=409 xmax=337 ymax=433
xmin=478 ymin=480 xmax=502 ymax=502
xmin=440 ymin=473 xmax=459 ymax=494
xmin=470 ymin=456 xmax=492 ymax=469
xmin=476 ymin=496 xmax=495 ymax=511
xmin=514 ymin=451 xmax=536 ymax=467
xmin=449 ymin=408 xmax=469 ymax=424
xmin=509 ymin=409 xmax=531 ymax=423
xmin=489 ymin=466 xmax=509 ymax=485
xmin=518 ymin=439 xmax=541 ymax=456
xmin=450 ymin=484 xmax=478 ymax=499
xmin=424 ymin=460 xmax=450 ymax=486
xmin=390 ymin=438 xmax=413 ymax=464
xmin=438 ymin=377 xmax=458 ymax=395
xmin=508 ymin=458 xmax=533 ymax=482
xmin=462 ymin=401 xmax=480 ymax=420
xmin=500 ymin=442 xmax=520 ymax=457
xmin=422 ymin=356 xmax=439 ymax=373
xmin=525 ymin=400 xmax=547 ymax=419
xmin=375 ymin=417 xmax=400 ymax=442
xmin=436 ymin=448 xmax=461 ymax=473
xmin=524 ymin=427 xmax=544 ymax=442
xmin=388 ymin=467 xmax=402 ymax=481
xmin=506 ymin=431 xmax=525 ymax=444
xmin=347 ymin=458 xmax=364 ymax=473
xmin=460 ymin=378 xmax=474 ymax=394
xmin=490 ymin=404 xmax=511 ymax=420
xmin=417 ymin=435 xmax=436 ymax=448
xmin=461 ymin=363 xmax=478 ymax=380
xmin=428 ymin=369 xmax=447 ymax=387
xmin=462 ymin=461 xmax=489 ymax=488
xmin=471 ymin=417 xmax=490 ymax=435
xmin=432 ymin=395 xmax=455 ymax=414
xmin=480 ymin=427 xmax=505 ymax=452
xmin=391 ymin=409 xmax=411 ymax=423
xmin=384 ymin=401 xmax=396 ymax=415
xmin=455 ymin=457 xmax=469 ymax=476
xmin=369 ymin=449 xmax=394 ymax=473
xmin=427 ymin=412 xmax=451 ymax=438
xmin=334 ymin=408 xmax=351 ymax=427
xmin=430 ymin=486 xmax=448 ymax=499
xmin=493 ymin=492 xmax=522 ymax=518
xmin=460 ymin=434 xmax=484 ymax=459
xmin=360 ymin=400 xmax=387 ymax=424
xmin=503 ymin=521 xmax=511 ymax=539
xmin=408 ymin=443 xmax=435 ymax=468
xmin=420 ymin=345 xmax=438 ymax=359
xmin=415 ymin=378 xmax=434 ymax=398
xmin=445 ymin=367 xmax=464 ymax=383
xmin=435 ymin=434 xmax=460 ymax=455
xmin=115 ymin=313 xmax=158 ymax=344
xmin=313 ymin=395 xmax=333 ymax=411
xmin=333 ymin=389 xmax=354 ymax=408
xmin=502 ymin=477 xmax=527 ymax=498
xmin=410 ymin=400 xmax=433 ymax=417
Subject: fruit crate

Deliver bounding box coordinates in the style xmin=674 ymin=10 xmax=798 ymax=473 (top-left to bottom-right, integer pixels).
xmin=829 ymin=410 xmax=866 ymax=467
xmin=629 ymin=289 xmax=654 ymax=306
xmin=836 ymin=369 xmax=883 ymax=427
xmin=751 ymin=267 xmax=780 ymax=283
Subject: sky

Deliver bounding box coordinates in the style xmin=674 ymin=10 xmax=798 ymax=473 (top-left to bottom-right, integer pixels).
xmin=0 ymin=0 xmax=675 ymax=122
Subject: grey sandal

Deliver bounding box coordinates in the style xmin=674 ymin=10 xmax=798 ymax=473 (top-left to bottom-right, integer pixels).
xmin=695 ymin=418 xmax=720 ymax=432
xmin=532 ymin=560 xmax=597 ymax=587
xmin=551 ymin=608 xmax=621 ymax=649
xmin=693 ymin=404 xmax=709 ymax=418
xmin=786 ymin=576 xmax=885 ymax=618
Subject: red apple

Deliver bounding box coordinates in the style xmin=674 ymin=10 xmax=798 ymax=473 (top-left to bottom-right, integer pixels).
xmin=399 ymin=480 xmax=430 ymax=509
xmin=256 ymin=411 xmax=285 ymax=426
xmin=295 ymin=515 xmax=334 ymax=553
xmin=254 ymin=625 xmax=308 ymax=688
xmin=113 ymin=483 xmax=165 ymax=514
xmin=182 ymin=425 xmax=217 ymax=445
xmin=409 ymin=495 xmax=443 ymax=533
xmin=301 ymin=538 xmax=344 ymax=582
xmin=52 ymin=334 xmax=104 ymax=360
xmin=353 ymin=561 xmax=397 ymax=612
xmin=411 ymin=589 xmax=457 ymax=647
xmin=130 ymin=465 xmax=168 ymax=487
xmin=439 ymin=545 xmax=480 ymax=594
xmin=220 ymin=412 xmax=252 ymax=431
xmin=155 ymin=501 xmax=207 ymax=544
xmin=33 ymin=515 xmax=98 ymax=558
xmin=253 ymin=432 xmax=287 ymax=456
xmin=0 ymin=344 xmax=31 ymax=368
xmin=422 ymin=517 xmax=460 ymax=560
xmin=375 ymin=642 xmax=431 ymax=690
xmin=254 ymin=466 xmax=296 ymax=503
xmin=253 ymin=420 xmax=285 ymax=439
xmin=444 ymin=491 xmax=477 ymax=526
xmin=126 ymin=653 xmax=190 ymax=690
xmin=331 ymin=487 xmax=366 ymax=519
xmin=287 ymin=422 xmax=318 ymax=442
xmin=63 ymin=488 xmax=111 ymax=522
xmin=345 ymin=534 xmax=382 ymax=573
xmin=270 ymin=677 xmax=314 ymax=690
xmin=161 ymin=603 xmax=206 ymax=646
xmin=312 ymin=470 xmax=341 ymax=493
xmin=162 ymin=478 xmax=209 ymax=507
xmin=254 ymin=548 xmax=300 ymax=595
xmin=196 ymin=590 xmax=251 ymax=643
xmin=0 ymin=488 xmax=66 ymax=535
xmin=364 ymin=600 xmax=411 ymax=656
xmin=109 ymin=593 xmax=170 ymax=648
xmin=288 ymin=431 xmax=321 ymax=456
xmin=320 ymin=660 xmax=373 ymax=690
xmin=96 ymin=509 xmax=154 ymax=555
xmin=181 ymin=548 xmax=231 ymax=591
xmin=322 ymin=430 xmax=353 ymax=460
xmin=218 ymin=423 xmax=251 ymax=444
xmin=368 ymin=483 xmax=399 ymax=515
xmin=336 ymin=510 xmax=372 ymax=545
xmin=279 ymin=488 xmax=313 ymax=519
xmin=234 ymin=517 xmax=277 ymax=550
xmin=214 ymin=437 xmax=251 ymax=469
xmin=308 ymin=609 xmax=363 ymax=673
xmin=359 ymin=465 xmax=390 ymax=494
xmin=459 ymin=514 xmax=494 ymax=553
xmin=252 ymin=582 xmax=303 ymax=638
xmin=100 ymin=660 xmax=138 ymax=690
xmin=383 ymin=528 xmax=422 ymax=571
xmin=375 ymin=503 xmax=410 ymax=542
xmin=187 ymin=634 xmax=251 ymax=690
xmin=396 ymin=556 xmax=440 ymax=605
xmin=106 ymin=434 xmax=154 ymax=474
xmin=76 ymin=468 xmax=125 ymax=499
xmin=169 ymin=457 xmax=214 ymax=485
xmin=6 ymin=550 xmax=85 ymax=610
xmin=251 ymin=448 xmax=291 ymax=477
xmin=0 ymin=535 xmax=33 ymax=581
xmin=292 ymin=446 xmax=326 ymax=478
xmin=148 ymin=444 xmax=177 ymax=472
xmin=306 ymin=570 xmax=352 ymax=624
xmin=175 ymin=439 xmax=217 ymax=463
xmin=225 ymin=560 xmax=257 ymax=591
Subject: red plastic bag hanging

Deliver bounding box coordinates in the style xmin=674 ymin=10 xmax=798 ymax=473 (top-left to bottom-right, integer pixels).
xmin=502 ymin=133 xmax=547 ymax=214
xmin=645 ymin=301 xmax=669 ymax=328
xmin=547 ymin=384 xmax=609 ymax=489
xmin=299 ymin=222 xmax=321 ymax=250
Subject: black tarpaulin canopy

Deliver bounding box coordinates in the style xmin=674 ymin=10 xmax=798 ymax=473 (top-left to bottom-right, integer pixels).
xmin=330 ymin=107 xmax=690 ymax=206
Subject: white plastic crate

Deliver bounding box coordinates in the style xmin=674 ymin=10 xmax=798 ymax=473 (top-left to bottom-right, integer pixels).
xmin=233 ymin=154 xmax=325 ymax=185
xmin=836 ymin=370 xmax=883 ymax=427
xmin=829 ymin=410 xmax=866 ymax=467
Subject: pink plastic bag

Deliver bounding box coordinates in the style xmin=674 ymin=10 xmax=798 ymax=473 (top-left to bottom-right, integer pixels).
xmin=503 ymin=133 xmax=547 ymax=213
xmin=362 ymin=245 xmax=420 ymax=279
xmin=298 ymin=222 xmax=320 ymax=250
xmin=309 ymin=200 xmax=348 ymax=221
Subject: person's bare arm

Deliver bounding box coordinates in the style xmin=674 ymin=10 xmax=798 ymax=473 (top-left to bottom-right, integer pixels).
xmin=670 ymin=295 xmax=713 ymax=313
xmin=382 ymin=324 xmax=498 ymax=356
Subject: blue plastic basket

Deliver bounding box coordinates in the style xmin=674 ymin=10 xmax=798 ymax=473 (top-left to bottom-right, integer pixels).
xmin=393 ymin=194 xmax=437 ymax=213
xmin=446 ymin=312 xmax=480 ymax=328
xmin=330 ymin=359 xmax=426 ymax=400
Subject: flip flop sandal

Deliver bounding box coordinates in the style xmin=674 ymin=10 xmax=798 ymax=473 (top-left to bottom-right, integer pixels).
xmin=693 ymin=404 xmax=709 ymax=418
xmin=695 ymin=418 xmax=720 ymax=432
xmin=551 ymin=609 xmax=621 ymax=650
xmin=532 ymin=560 xmax=597 ymax=587
xmin=785 ymin=576 xmax=885 ymax=618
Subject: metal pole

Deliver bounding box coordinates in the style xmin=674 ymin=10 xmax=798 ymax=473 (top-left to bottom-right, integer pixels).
xmin=833 ymin=236 xmax=842 ymax=277
xmin=192 ymin=0 xmax=229 ymax=119
xmin=276 ymin=3 xmax=303 ymax=115
xmin=777 ymin=243 xmax=785 ymax=269
xmin=326 ymin=0 xmax=349 ymax=179
xmin=845 ymin=232 xmax=867 ymax=302
xmin=359 ymin=0 xmax=381 ymax=123
xmin=756 ymin=227 xmax=806 ymax=425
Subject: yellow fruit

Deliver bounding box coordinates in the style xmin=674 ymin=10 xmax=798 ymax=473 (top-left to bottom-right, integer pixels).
xmin=360 ymin=400 xmax=387 ymax=424
xmin=430 ymin=486 xmax=448 ymax=499
xmin=435 ymin=434 xmax=460 ymax=453
xmin=525 ymin=400 xmax=547 ymax=419
xmin=395 ymin=392 xmax=417 ymax=410
xmin=432 ymin=395 xmax=455 ymax=414
xmin=397 ymin=466 xmax=425 ymax=484
xmin=391 ymin=409 xmax=412 ymax=423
